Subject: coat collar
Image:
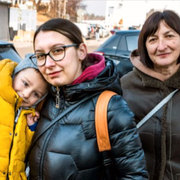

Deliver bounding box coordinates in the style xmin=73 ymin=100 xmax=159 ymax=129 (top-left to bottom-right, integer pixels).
xmin=49 ymin=57 xmax=122 ymax=102
xmin=130 ymin=51 xmax=180 ymax=90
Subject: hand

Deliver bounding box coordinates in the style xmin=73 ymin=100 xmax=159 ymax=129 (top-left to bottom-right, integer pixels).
xmin=26 ymin=111 xmax=40 ymax=126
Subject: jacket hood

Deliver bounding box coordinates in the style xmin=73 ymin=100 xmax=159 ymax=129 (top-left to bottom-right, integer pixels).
xmin=130 ymin=50 xmax=180 ymax=90
xmin=130 ymin=49 xmax=176 ymax=81
xmin=50 ymin=54 xmax=121 ymax=102
xmin=72 ymin=53 xmax=106 ymax=85
xmin=13 ymin=53 xmax=48 ymax=108
xmin=13 ymin=53 xmax=38 ymax=77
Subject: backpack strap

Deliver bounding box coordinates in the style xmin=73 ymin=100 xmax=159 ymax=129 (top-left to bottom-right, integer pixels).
xmin=95 ymin=90 xmax=117 ymax=152
xmin=137 ymin=89 xmax=179 ymax=129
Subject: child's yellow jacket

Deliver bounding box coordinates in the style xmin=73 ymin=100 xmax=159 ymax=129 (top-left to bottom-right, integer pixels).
xmin=0 ymin=59 xmax=35 ymax=180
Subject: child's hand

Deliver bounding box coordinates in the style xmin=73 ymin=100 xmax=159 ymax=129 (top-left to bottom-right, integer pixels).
xmin=27 ymin=111 xmax=40 ymax=126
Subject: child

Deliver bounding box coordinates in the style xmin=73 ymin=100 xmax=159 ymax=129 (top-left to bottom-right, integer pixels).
xmin=0 ymin=53 xmax=48 ymax=180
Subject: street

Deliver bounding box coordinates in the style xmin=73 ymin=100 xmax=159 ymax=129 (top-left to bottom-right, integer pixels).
xmin=13 ymin=36 xmax=110 ymax=59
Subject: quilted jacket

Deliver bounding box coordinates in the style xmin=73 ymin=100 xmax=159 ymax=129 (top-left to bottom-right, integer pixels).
xmin=28 ymin=56 xmax=148 ymax=180
xmin=0 ymin=59 xmax=35 ymax=180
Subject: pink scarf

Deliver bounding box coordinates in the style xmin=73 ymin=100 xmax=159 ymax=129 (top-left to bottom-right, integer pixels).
xmin=72 ymin=53 xmax=105 ymax=85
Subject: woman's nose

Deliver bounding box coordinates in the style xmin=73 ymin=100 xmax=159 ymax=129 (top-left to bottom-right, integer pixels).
xmin=157 ymin=39 xmax=167 ymax=51
xmin=45 ymin=55 xmax=56 ymax=67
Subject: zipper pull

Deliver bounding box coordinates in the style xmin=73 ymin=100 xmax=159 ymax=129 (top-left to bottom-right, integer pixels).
xmin=55 ymin=87 xmax=60 ymax=108
xmin=15 ymin=107 xmax=22 ymax=123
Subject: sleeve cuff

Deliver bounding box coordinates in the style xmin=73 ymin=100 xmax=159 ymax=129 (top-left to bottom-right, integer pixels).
xmin=28 ymin=122 xmax=38 ymax=131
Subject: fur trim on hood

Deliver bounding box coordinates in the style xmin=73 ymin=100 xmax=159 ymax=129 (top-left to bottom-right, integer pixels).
xmin=130 ymin=49 xmax=179 ymax=82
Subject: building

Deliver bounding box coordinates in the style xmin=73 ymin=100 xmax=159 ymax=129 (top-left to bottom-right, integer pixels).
xmin=0 ymin=1 xmax=11 ymax=40
xmin=105 ymin=0 xmax=180 ymax=30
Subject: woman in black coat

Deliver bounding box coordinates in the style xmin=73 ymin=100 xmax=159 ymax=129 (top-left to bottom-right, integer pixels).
xmin=28 ymin=18 xmax=148 ymax=180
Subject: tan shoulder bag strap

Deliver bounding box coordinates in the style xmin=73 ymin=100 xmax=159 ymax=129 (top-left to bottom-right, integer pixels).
xmin=95 ymin=90 xmax=117 ymax=152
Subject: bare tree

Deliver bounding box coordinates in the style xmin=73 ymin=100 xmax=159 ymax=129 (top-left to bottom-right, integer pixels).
xmin=66 ymin=0 xmax=82 ymax=21
xmin=31 ymin=0 xmax=42 ymax=11
xmin=47 ymin=0 xmax=68 ymax=18
xmin=29 ymin=0 xmax=84 ymax=20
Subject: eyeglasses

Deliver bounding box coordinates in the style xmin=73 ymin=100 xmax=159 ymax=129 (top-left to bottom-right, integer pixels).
xmin=30 ymin=44 xmax=78 ymax=67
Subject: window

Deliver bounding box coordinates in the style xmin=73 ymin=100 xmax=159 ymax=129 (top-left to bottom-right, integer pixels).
xmin=103 ymin=34 xmax=120 ymax=50
xmin=126 ymin=35 xmax=139 ymax=51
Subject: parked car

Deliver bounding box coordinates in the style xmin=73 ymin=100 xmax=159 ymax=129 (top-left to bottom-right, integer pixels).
xmin=90 ymin=24 xmax=109 ymax=38
xmin=0 ymin=40 xmax=22 ymax=63
xmin=74 ymin=23 xmax=92 ymax=40
xmin=94 ymin=30 xmax=140 ymax=77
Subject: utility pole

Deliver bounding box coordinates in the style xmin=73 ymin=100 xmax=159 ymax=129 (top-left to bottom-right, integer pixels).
xmin=58 ymin=0 xmax=60 ymax=18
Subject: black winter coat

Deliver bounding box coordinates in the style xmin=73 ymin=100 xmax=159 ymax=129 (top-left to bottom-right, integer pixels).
xmin=28 ymin=59 xmax=148 ymax=180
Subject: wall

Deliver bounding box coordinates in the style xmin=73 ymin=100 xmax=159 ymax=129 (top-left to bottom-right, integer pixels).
xmin=0 ymin=2 xmax=10 ymax=41
xmin=105 ymin=0 xmax=180 ymax=30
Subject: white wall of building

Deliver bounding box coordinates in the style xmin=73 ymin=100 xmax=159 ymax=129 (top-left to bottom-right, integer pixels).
xmin=9 ymin=7 xmax=37 ymax=31
xmin=105 ymin=0 xmax=180 ymax=30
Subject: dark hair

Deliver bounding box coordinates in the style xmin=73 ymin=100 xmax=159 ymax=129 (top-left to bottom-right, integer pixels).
xmin=33 ymin=18 xmax=84 ymax=47
xmin=138 ymin=10 xmax=180 ymax=68
xmin=33 ymin=18 xmax=91 ymax=70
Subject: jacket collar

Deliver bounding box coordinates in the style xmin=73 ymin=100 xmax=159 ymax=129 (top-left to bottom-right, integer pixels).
xmin=49 ymin=55 xmax=122 ymax=102
xmin=130 ymin=51 xmax=180 ymax=90
xmin=72 ymin=53 xmax=105 ymax=85
xmin=130 ymin=52 xmax=168 ymax=81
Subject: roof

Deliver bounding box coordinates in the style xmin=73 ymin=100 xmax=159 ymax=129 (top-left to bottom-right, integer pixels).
xmin=115 ymin=30 xmax=140 ymax=34
xmin=0 ymin=1 xmax=11 ymax=5
xmin=0 ymin=40 xmax=13 ymax=46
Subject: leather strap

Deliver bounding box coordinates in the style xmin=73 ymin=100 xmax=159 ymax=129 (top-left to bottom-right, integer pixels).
xmin=95 ymin=90 xmax=117 ymax=152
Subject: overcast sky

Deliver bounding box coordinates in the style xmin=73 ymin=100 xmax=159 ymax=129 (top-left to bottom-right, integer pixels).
xmin=82 ymin=1 xmax=106 ymax=16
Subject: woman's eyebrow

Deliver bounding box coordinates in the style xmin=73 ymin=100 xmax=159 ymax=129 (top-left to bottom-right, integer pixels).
xmin=35 ymin=44 xmax=66 ymax=53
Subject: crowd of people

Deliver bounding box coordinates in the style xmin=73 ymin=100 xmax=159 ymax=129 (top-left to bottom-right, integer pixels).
xmin=0 ymin=9 xmax=180 ymax=180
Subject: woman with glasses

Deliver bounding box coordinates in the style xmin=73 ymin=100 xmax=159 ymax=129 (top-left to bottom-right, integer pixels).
xmin=28 ymin=18 xmax=148 ymax=180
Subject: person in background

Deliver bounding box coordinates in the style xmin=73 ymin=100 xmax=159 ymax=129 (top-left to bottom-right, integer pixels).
xmin=28 ymin=18 xmax=148 ymax=180
xmin=95 ymin=24 xmax=100 ymax=41
xmin=0 ymin=54 xmax=48 ymax=180
xmin=121 ymin=10 xmax=180 ymax=180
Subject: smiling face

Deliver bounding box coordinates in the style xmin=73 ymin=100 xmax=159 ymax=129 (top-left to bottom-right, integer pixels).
xmin=146 ymin=20 xmax=180 ymax=73
xmin=34 ymin=31 xmax=87 ymax=86
xmin=13 ymin=68 xmax=48 ymax=107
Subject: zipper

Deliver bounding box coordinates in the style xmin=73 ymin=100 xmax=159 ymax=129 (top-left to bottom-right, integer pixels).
xmin=14 ymin=107 xmax=22 ymax=123
xmin=55 ymin=87 xmax=60 ymax=108
xmin=14 ymin=97 xmax=19 ymax=116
